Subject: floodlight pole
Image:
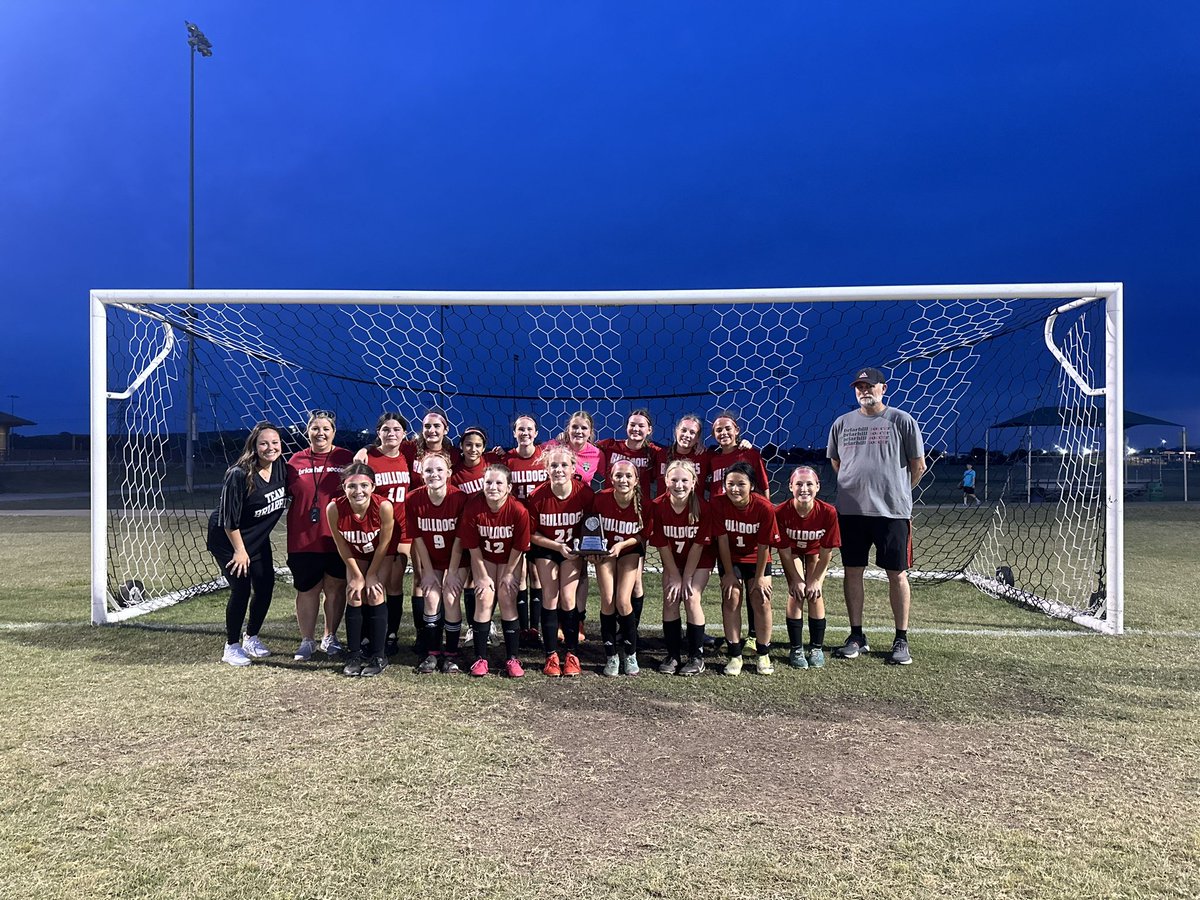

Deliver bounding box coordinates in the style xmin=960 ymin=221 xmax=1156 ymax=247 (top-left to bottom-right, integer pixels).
xmin=185 ymin=22 xmax=212 ymax=494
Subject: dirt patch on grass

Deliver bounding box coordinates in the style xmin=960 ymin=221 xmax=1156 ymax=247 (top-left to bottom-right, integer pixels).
xmin=452 ymin=682 xmax=1087 ymax=867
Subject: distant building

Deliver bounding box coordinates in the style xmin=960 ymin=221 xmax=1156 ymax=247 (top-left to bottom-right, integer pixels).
xmin=0 ymin=412 xmax=37 ymax=462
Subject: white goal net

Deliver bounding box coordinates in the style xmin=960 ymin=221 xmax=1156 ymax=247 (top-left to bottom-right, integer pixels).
xmin=90 ymin=284 xmax=1124 ymax=634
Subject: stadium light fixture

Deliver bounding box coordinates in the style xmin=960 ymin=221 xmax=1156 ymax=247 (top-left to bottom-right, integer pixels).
xmin=184 ymin=21 xmax=212 ymax=494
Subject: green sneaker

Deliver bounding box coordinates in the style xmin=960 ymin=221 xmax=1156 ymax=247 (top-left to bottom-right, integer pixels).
xmin=602 ymin=654 xmax=621 ymax=677
xmin=723 ymin=655 xmax=743 ymax=677
xmin=788 ymin=647 xmax=808 ymax=669
xmin=756 ymin=654 xmax=774 ymax=676
xmin=808 ymin=647 xmax=826 ymax=668
xmin=742 ymin=636 xmax=757 ymax=657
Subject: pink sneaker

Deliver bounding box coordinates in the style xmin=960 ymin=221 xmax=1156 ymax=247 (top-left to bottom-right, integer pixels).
xmin=469 ymin=658 xmax=489 ymax=677
xmin=505 ymin=657 xmax=525 ymax=678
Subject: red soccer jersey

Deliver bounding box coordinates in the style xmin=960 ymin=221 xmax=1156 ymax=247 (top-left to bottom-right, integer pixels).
xmin=527 ymin=480 xmax=595 ymax=546
xmin=333 ymin=494 xmax=387 ymax=561
xmin=590 ymin=488 xmax=653 ymax=556
xmin=286 ymin=446 xmax=354 ymax=554
xmin=451 ymin=458 xmax=488 ymax=496
xmin=402 ymin=440 xmax=463 ymax=489
xmin=364 ymin=447 xmax=411 ymax=505
xmin=657 ymin=445 xmax=710 ymax=498
xmin=774 ymin=497 xmax=841 ymax=556
xmin=649 ymin=494 xmax=716 ymax=570
xmin=457 ymin=494 xmax=531 ymax=565
xmin=597 ymin=439 xmax=663 ymax=499
xmin=711 ymin=493 xmax=782 ymax=565
xmin=706 ymin=447 xmax=771 ymax=500
xmin=406 ymin=485 xmax=470 ymax=571
xmin=504 ymin=446 xmax=547 ymax=504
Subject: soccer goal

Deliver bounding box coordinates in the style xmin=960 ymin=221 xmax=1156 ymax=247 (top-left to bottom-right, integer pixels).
xmin=90 ymin=284 xmax=1124 ymax=634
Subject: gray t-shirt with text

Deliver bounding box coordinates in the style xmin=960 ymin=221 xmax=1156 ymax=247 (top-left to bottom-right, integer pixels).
xmin=827 ymin=406 xmax=925 ymax=519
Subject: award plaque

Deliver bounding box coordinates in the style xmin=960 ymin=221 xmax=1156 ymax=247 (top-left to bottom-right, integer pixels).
xmin=579 ymin=514 xmax=606 ymax=553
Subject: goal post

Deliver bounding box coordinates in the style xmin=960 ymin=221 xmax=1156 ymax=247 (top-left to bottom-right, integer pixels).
xmin=89 ymin=283 xmax=1124 ymax=633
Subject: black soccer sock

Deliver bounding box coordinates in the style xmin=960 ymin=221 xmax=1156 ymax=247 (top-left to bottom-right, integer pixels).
xmin=386 ymin=593 xmax=404 ymax=637
xmin=786 ymin=616 xmax=805 ymax=650
xmin=757 ymin=641 xmax=772 ymax=656
xmin=809 ymin=616 xmax=827 ymax=649
xmin=472 ymin=621 xmax=490 ymax=661
xmin=432 ymin=601 xmax=444 ymax=654
xmin=541 ymin=608 xmax=560 ymax=656
xmin=686 ymin=622 xmax=707 ymax=658
xmin=746 ymin=602 xmax=756 ymax=639
xmin=618 ymin=612 xmax=638 ymax=655
xmin=600 ymin=612 xmax=618 ymax=653
xmin=895 ymin=628 xmax=908 ymax=642
xmin=516 ymin=589 xmax=530 ymax=630
xmin=631 ymin=593 xmax=645 ymax=628
xmin=663 ymin=618 xmax=682 ymax=661
xmin=463 ymin=588 xmax=476 ymax=623
xmin=502 ymin=619 xmax=520 ymax=660
xmin=727 ymin=640 xmax=743 ymax=658
xmin=423 ymin=612 xmax=441 ymax=655
xmin=530 ymin=588 xmax=544 ymax=630
xmin=367 ymin=603 xmax=387 ymax=658
xmin=345 ymin=604 xmax=364 ymax=655
xmin=561 ymin=607 xmax=580 ymax=652
xmin=409 ymin=595 xmax=422 ymax=640
xmin=444 ymin=620 xmax=462 ymax=655
xmin=850 ymin=624 xmax=865 ymax=639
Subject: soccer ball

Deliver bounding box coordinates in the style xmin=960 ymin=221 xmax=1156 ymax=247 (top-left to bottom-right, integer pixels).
xmin=115 ymin=579 xmax=146 ymax=607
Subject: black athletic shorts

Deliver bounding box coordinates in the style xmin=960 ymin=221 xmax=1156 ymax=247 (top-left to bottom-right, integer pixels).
xmin=528 ymin=544 xmax=569 ymax=565
xmin=837 ymin=515 xmax=912 ymax=572
xmin=287 ymin=551 xmax=347 ymax=592
xmin=716 ymin=559 xmax=770 ymax=581
xmin=962 ymin=486 xmax=976 ymax=495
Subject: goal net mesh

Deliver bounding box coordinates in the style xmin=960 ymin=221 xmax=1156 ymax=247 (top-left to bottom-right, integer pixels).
xmin=99 ymin=292 xmax=1109 ymax=626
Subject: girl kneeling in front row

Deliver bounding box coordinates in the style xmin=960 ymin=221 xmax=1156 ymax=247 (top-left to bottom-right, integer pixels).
xmin=650 ymin=460 xmax=715 ymax=676
xmin=327 ymin=463 xmax=394 ymax=677
xmin=452 ymin=464 xmax=531 ymax=677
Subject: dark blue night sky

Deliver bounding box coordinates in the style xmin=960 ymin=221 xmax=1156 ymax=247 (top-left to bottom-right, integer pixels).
xmin=2 ymin=2 xmax=1197 ymax=447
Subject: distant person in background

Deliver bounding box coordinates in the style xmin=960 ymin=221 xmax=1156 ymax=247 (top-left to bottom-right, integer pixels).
xmin=961 ymin=464 xmax=979 ymax=506
xmin=286 ymin=409 xmax=354 ymax=661
xmin=207 ymin=423 xmax=288 ymax=667
xmin=827 ymin=367 xmax=926 ymax=666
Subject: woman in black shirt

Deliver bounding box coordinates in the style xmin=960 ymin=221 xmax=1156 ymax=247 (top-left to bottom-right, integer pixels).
xmin=207 ymin=423 xmax=289 ymax=666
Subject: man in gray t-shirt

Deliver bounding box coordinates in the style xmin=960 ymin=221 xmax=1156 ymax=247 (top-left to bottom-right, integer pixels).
xmin=826 ymin=367 xmax=926 ymax=665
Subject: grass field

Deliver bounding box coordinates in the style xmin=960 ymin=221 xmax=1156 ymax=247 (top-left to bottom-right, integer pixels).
xmin=1 ymin=506 xmax=1198 ymax=899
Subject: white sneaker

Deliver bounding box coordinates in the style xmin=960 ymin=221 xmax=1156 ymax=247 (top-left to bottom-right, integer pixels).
xmin=293 ymin=638 xmax=317 ymax=661
xmin=488 ymin=622 xmax=501 ymax=645
xmin=242 ymin=634 xmax=271 ymax=658
xmin=222 ymin=642 xmax=252 ymax=667
xmin=319 ymin=633 xmax=344 ymax=656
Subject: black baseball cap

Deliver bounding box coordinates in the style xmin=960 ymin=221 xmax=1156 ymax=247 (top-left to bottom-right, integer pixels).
xmin=850 ymin=367 xmax=886 ymax=386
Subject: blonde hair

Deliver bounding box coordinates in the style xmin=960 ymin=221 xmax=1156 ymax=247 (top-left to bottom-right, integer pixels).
xmin=663 ymin=459 xmax=701 ymax=525
xmin=669 ymin=414 xmax=704 ymax=462
xmin=542 ymin=444 xmax=576 ymax=470
xmin=559 ymin=410 xmax=595 ymax=444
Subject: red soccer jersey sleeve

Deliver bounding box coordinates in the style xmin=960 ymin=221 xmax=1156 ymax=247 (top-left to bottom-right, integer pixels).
xmin=774 ymin=497 xmax=841 ymax=556
xmin=649 ymin=495 xmax=716 ymax=570
xmin=406 ymin=485 xmax=469 ymax=570
xmin=706 ymin=447 xmax=770 ymax=500
xmin=590 ymin=488 xmax=652 ymax=555
xmin=457 ymin=494 xmax=531 ymax=564
xmin=712 ymin=494 xmax=782 ymax=565
xmin=527 ymin=480 xmax=594 ymax=543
